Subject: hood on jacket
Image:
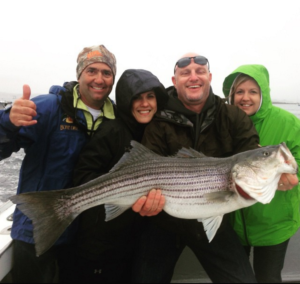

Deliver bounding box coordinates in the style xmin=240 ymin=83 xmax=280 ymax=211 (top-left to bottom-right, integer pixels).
xmin=222 ymin=64 xmax=272 ymax=124
xmin=58 ymin=81 xmax=78 ymax=117
xmin=115 ymin=69 xmax=168 ymax=139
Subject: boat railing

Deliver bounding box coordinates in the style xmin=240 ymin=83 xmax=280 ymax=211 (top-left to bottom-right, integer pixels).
xmin=0 ymin=201 xmax=15 ymax=282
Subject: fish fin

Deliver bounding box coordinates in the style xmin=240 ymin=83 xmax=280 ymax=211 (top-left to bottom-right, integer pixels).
xmin=104 ymin=204 xmax=130 ymax=221
xmin=198 ymin=215 xmax=223 ymax=242
xmin=109 ymin=141 xmax=161 ymax=173
xmin=204 ymin=191 xmax=235 ymax=203
xmin=10 ymin=189 xmax=79 ymax=257
xmin=175 ymin=147 xmax=207 ymax=159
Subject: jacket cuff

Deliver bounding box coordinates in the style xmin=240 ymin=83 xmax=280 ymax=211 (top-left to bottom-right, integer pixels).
xmin=1 ymin=109 xmax=20 ymax=132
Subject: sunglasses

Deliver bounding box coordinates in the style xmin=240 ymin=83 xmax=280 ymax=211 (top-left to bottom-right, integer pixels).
xmin=174 ymin=56 xmax=210 ymax=73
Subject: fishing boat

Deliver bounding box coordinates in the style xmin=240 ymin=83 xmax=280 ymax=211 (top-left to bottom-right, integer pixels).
xmin=0 ymin=101 xmax=12 ymax=110
xmin=0 ymin=201 xmax=14 ymax=282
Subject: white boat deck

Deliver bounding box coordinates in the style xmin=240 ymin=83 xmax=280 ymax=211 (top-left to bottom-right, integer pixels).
xmin=0 ymin=101 xmax=12 ymax=110
xmin=0 ymin=201 xmax=15 ymax=281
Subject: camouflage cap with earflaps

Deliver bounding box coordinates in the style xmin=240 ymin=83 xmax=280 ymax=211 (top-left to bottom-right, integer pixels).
xmin=76 ymin=45 xmax=116 ymax=79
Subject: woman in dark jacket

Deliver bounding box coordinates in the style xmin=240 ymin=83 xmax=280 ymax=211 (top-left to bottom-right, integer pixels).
xmin=71 ymin=69 xmax=168 ymax=283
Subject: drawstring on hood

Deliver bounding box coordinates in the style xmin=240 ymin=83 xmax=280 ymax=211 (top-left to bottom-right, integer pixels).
xmin=116 ymin=69 xmax=168 ymax=141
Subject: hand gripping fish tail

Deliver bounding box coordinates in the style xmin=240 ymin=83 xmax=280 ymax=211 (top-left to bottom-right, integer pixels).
xmin=9 ymin=141 xmax=297 ymax=257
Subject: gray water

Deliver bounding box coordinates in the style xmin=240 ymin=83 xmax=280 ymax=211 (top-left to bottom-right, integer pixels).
xmin=0 ymin=150 xmax=24 ymax=205
xmin=0 ymin=103 xmax=300 ymax=206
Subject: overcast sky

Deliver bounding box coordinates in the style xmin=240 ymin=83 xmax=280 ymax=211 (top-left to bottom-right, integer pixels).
xmin=1 ymin=0 xmax=300 ymax=103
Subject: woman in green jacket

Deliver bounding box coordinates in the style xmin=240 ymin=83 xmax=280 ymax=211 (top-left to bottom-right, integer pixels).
xmin=223 ymin=64 xmax=300 ymax=283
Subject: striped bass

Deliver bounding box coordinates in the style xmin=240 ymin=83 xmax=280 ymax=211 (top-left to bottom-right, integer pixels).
xmin=10 ymin=141 xmax=297 ymax=256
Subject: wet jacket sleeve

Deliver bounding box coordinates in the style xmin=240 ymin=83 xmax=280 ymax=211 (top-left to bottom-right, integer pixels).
xmin=142 ymin=119 xmax=171 ymax=156
xmin=0 ymin=108 xmax=22 ymax=159
xmin=0 ymin=95 xmax=58 ymax=161
xmin=228 ymin=105 xmax=260 ymax=154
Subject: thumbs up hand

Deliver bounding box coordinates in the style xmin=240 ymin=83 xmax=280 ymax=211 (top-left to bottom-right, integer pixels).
xmin=9 ymin=85 xmax=38 ymax=127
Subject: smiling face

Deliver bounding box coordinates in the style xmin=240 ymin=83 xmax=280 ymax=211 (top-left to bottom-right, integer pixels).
xmin=233 ymin=79 xmax=261 ymax=116
xmin=78 ymin=62 xmax=114 ymax=109
xmin=131 ymin=91 xmax=157 ymax=123
xmin=172 ymin=53 xmax=212 ymax=113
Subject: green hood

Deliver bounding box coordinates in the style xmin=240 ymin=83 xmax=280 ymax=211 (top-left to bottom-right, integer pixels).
xmin=222 ymin=64 xmax=272 ymax=124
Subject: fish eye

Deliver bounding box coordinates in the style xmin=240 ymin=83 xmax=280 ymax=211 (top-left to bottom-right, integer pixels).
xmin=263 ymin=151 xmax=270 ymax=156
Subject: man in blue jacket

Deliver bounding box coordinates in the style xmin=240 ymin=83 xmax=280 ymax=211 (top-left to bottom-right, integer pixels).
xmin=0 ymin=44 xmax=118 ymax=283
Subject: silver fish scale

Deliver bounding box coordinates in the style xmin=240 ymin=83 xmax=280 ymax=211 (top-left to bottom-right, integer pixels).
xmin=67 ymin=155 xmax=234 ymax=213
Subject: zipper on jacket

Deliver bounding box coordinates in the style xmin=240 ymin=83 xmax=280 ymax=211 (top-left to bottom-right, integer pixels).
xmin=193 ymin=114 xmax=199 ymax=149
xmin=193 ymin=113 xmax=205 ymax=149
xmin=89 ymin=114 xmax=102 ymax=137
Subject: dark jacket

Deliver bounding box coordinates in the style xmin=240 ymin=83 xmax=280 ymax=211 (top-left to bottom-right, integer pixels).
xmin=0 ymin=81 xmax=114 ymax=245
xmin=73 ymin=69 xmax=168 ymax=260
xmin=141 ymin=86 xmax=260 ymax=237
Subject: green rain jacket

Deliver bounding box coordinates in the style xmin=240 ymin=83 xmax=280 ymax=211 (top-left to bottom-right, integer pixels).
xmin=223 ymin=64 xmax=300 ymax=246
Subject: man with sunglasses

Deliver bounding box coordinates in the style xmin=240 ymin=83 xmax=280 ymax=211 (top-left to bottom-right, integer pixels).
xmin=133 ymin=53 xmax=261 ymax=283
xmin=0 ymin=44 xmax=118 ymax=283
xmin=136 ymin=53 xmax=298 ymax=282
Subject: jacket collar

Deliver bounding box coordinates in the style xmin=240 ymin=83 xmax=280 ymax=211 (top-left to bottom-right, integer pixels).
xmin=157 ymin=86 xmax=217 ymax=132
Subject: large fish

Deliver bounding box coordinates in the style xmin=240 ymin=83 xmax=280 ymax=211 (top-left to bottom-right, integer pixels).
xmin=10 ymin=141 xmax=297 ymax=256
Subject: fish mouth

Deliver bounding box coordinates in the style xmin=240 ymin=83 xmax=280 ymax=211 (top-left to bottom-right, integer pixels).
xmin=279 ymin=142 xmax=298 ymax=174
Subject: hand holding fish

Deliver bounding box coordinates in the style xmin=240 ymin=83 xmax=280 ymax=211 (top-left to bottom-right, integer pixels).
xmin=277 ymin=173 xmax=299 ymax=191
xmin=132 ymin=189 xmax=165 ymax=216
xmin=9 ymin=85 xmax=37 ymax=127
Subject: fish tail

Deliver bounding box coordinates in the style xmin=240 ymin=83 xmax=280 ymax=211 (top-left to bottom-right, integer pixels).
xmin=10 ymin=189 xmax=78 ymax=256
